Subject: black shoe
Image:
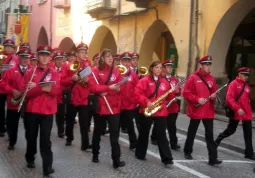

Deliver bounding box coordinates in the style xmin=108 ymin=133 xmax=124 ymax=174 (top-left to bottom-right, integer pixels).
xmin=92 ymin=155 xmax=99 ymax=163
xmin=113 ymin=161 xmax=125 ymax=169
xmin=171 ymin=144 xmax=181 ymax=151
xmin=81 ymin=144 xmax=92 ymax=151
xmin=58 ymin=133 xmax=65 ymax=138
xmin=65 ymin=141 xmax=72 ymax=146
xmin=184 ymin=153 xmax=193 ymax=160
xmin=135 ymin=156 xmax=146 ymax=161
xmin=208 ymin=159 xmax=222 ymax=166
xmin=151 ymin=139 xmax=157 ymax=145
xmin=129 ymin=143 xmax=136 ymax=150
xmin=164 ymin=160 xmax=174 ymax=166
xmin=8 ymin=145 xmax=14 ymax=150
xmin=245 ymin=155 xmax=255 ymax=160
xmin=44 ymin=167 xmax=55 ymax=176
xmin=27 ymin=162 xmax=35 ymax=168
xmin=0 ymin=132 xmax=4 ymax=137
xmin=121 ymin=128 xmax=128 ymax=134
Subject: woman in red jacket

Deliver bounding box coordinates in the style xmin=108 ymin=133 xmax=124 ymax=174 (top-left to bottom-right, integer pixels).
xmin=88 ymin=48 xmax=125 ymax=169
xmin=215 ymin=67 xmax=254 ymax=160
xmin=150 ymin=59 xmax=182 ymax=150
xmin=134 ymin=60 xmax=174 ymax=166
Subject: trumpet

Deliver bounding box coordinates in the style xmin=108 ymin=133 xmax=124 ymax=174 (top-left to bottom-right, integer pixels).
xmin=116 ymin=64 xmax=128 ymax=75
xmin=139 ymin=66 xmax=148 ymax=76
xmin=70 ymin=61 xmax=87 ymax=85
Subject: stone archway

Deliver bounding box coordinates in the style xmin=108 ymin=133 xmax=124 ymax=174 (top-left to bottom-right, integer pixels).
xmin=59 ymin=37 xmax=76 ymax=52
xmin=208 ymin=0 xmax=255 ymax=78
xmin=139 ymin=20 xmax=178 ymax=70
xmin=88 ymin=26 xmax=117 ymax=59
xmin=37 ymin=26 xmax=49 ymax=47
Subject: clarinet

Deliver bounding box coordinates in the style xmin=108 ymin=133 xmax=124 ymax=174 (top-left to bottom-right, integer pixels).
xmin=195 ymin=83 xmax=228 ymax=108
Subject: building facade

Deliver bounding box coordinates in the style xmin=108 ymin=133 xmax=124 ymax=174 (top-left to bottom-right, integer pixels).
xmin=18 ymin=0 xmax=255 ymax=111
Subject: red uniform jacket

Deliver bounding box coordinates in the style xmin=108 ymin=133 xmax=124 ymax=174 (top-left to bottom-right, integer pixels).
xmin=183 ymin=69 xmax=217 ymax=119
xmin=163 ymin=75 xmax=181 ymax=114
xmin=61 ymin=59 xmax=91 ymax=106
xmin=134 ymin=76 xmax=174 ymax=117
xmin=0 ymin=53 xmax=18 ymax=94
xmin=226 ymin=77 xmax=253 ymax=120
xmin=88 ymin=64 xmax=122 ymax=115
xmin=2 ymin=65 xmax=30 ymax=110
xmin=120 ymin=69 xmax=139 ymax=110
xmin=22 ymin=66 xmax=60 ymax=115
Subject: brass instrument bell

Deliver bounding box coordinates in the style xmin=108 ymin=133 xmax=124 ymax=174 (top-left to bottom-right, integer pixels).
xmin=116 ymin=64 xmax=128 ymax=75
xmin=139 ymin=66 xmax=148 ymax=76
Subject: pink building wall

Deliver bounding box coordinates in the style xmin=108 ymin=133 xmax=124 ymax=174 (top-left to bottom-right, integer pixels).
xmin=20 ymin=0 xmax=74 ymax=52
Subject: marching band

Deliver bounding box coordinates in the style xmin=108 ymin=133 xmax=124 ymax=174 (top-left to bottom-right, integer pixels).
xmin=0 ymin=39 xmax=254 ymax=176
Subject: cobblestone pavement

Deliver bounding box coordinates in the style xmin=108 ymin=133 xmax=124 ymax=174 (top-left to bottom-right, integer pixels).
xmin=0 ymin=119 xmax=254 ymax=178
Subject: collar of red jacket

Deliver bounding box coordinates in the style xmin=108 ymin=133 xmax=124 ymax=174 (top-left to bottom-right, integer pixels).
xmin=236 ymin=77 xmax=247 ymax=84
xmin=196 ymin=68 xmax=210 ymax=76
xmin=36 ymin=64 xmax=50 ymax=71
xmin=102 ymin=63 xmax=113 ymax=70
xmin=3 ymin=52 xmax=14 ymax=57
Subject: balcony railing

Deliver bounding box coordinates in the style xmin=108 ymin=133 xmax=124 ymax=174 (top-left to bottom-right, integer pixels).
xmin=54 ymin=0 xmax=71 ymax=10
xmin=126 ymin=0 xmax=169 ymax=8
xmin=85 ymin=0 xmax=117 ymax=19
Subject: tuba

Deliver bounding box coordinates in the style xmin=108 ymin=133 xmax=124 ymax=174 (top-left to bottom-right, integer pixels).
xmin=116 ymin=64 xmax=128 ymax=75
xmin=139 ymin=66 xmax=148 ymax=76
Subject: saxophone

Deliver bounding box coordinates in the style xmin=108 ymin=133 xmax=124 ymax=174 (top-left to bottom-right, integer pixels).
xmin=144 ymin=78 xmax=187 ymax=117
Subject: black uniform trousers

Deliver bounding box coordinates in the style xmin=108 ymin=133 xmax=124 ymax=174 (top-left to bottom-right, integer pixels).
xmin=151 ymin=113 xmax=179 ymax=147
xmin=0 ymin=94 xmax=7 ymax=133
xmin=56 ymin=103 xmax=65 ymax=136
xmin=65 ymin=104 xmax=90 ymax=149
xmin=92 ymin=114 xmax=121 ymax=164
xmin=135 ymin=116 xmax=173 ymax=164
xmin=24 ymin=113 xmax=53 ymax=172
xmin=6 ymin=109 xmax=21 ymax=146
xmin=216 ymin=119 xmax=253 ymax=157
xmin=120 ymin=110 xmax=137 ymax=147
xmin=184 ymin=118 xmax=218 ymax=161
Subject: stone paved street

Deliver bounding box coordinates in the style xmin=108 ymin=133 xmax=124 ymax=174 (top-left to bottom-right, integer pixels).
xmin=0 ymin=118 xmax=254 ymax=178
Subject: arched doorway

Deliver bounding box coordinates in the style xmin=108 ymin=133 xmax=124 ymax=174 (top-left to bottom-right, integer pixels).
xmin=139 ymin=20 xmax=178 ymax=75
xmin=37 ymin=27 xmax=49 ymax=47
xmin=208 ymin=0 xmax=255 ymax=110
xmin=88 ymin=26 xmax=117 ymax=59
xmin=58 ymin=37 xmax=76 ymax=52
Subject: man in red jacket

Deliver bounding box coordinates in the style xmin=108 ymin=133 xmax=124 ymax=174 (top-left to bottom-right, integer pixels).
xmin=0 ymin=39 xmax=18 ymax=137
xmin=1 ymin=48 xmax=31 ymax=150
xmin=215 ymin=67 xmax=254 ymax=160
xmin=61 ymin=43 xmax=92 ymax=149
xmin=53 ymin=52 xmax=65 ymax=138
xmin=22 ymin=45 xmax=60 ymax=176
xmin=120 ymin=52 xmax=138 ymax=149
xmin=183 ymin=56 xmax=222 ymax=166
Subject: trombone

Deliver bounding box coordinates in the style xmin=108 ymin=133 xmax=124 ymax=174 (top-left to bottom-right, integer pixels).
xmin=115 ymin=64 xmax=128 ymax=75
xmin=69 ymin=60 xmax=87 ymax=85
